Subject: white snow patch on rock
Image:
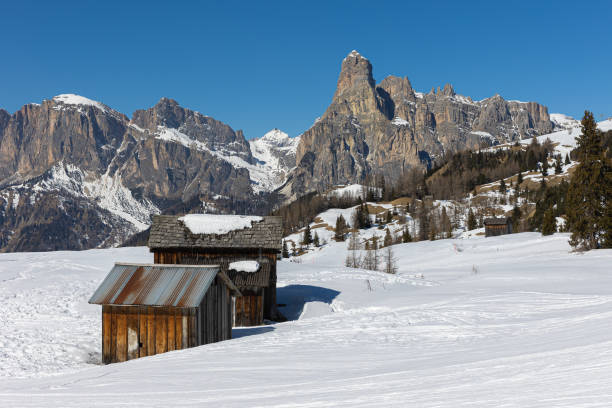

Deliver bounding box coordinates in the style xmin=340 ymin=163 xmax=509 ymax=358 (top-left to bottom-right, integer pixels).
xmin=28 ymin=162 xmax=158 ymax=232
xmin=157 ymin=126 xmax=291 ymax=192
xmin=52 ymin=94 xmax=109 ymax=112
xmin=550 ymin=113 xmax=580 ymax=130
xmin=391 ymin=117 xmax=410 ymax=126
xmin=471 ymin=130 xmax=494 ymax=140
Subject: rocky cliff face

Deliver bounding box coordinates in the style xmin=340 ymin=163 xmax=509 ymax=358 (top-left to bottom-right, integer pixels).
xmin=0 ymin=51 xmax=567 ymax=251
xmin=0 ymin=95 xmax=293 ymax=252
xmin=283 ymin=50 xmax=555 ymax=199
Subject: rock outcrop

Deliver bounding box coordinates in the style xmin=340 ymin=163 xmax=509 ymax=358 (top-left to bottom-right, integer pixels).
xmin=283 ymin=50 xmax=555 ymax=199
xmin=0 ymin=95 xmax=287 ymax=252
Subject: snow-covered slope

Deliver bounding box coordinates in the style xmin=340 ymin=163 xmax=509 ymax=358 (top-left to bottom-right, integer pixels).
xmin=549 ymin=113 xmax=580 ymax=130
xmin=249 ymin=129 xmax=300 ymax=190
xmin=2 ymin=233 xmax=612 ymax=406
xmin=521 ymin=118 xmax=612 ymax=157
xmin=52 ymin=94 xmax=111 ymax=113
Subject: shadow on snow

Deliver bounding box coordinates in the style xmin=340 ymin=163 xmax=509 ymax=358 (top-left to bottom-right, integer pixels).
xmin=276 ymin=284 xmax=341 ymax=321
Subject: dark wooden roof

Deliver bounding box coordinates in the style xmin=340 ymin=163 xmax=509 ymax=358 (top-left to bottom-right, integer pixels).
xmin=227 ymin=268 xmax=270 ymax=288
xmin=484 ymin=217 xmax=510 ymax=226
xmin=148 ymin=215 xmax=283 ymax=251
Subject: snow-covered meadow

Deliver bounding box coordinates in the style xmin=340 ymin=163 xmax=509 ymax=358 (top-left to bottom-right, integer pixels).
xmin=1 ymin=233 xmax=612 ymax=407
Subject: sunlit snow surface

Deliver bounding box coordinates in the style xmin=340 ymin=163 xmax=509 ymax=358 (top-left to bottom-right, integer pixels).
xmin=178 ymin=214 xmax=263 ymax=235
xmin=228 ymin=260 xmax=259 ymax=273
xmin=1 ymin=233 xmax=612 ymax=407
xmin=52 ymin=94 xmax=109 ymax=112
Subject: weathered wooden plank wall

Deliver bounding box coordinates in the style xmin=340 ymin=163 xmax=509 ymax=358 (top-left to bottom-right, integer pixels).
xmin=102 ymin=306 xmax=199 ymax=364
xmin=152 ymin=248 xmax=277 ymax=326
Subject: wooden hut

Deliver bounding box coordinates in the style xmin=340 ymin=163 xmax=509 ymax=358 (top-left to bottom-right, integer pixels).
xmin=89 ymin=263 xmax=240 ymax=364
xmin=484 ymin=217 xmax=513 ymax=237
xmin=148 ymin=214 xmax=283 ymax=327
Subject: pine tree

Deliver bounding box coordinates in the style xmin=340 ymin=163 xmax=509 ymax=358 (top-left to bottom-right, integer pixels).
xmin=383 ymin=245 xmax=397 ymax=274
xmin=384 ymin=228 xmax=393 ymax=247
xmin=302 ymin=224 xmax=312 ymax=246
xmin=313 ymin=231 xmax=320 ymax=247
xmin=282 ymin=240 xmax=289 ymax=258
xmin=517 ymin=171 xmax=523 ymax=186
xmin=555 ymin=160 xmax=563 ymax=174
xmin=363 ymin=204 xmax=371 ymax=228
xmin=291 ymin=241 xmax=297 ymax=256
xmin=499 ymin=179 xmax=506 ymax=193
xmin=566 ymin=111 xmax=612 ymax=249
xmin=385 ymin=210 xmax=393 ymax=224
xmin=334 ymin=215 xmax=347 ymax=241
xmin=418 ymin=202 xmax=429 ymax=241
xmin=565 ymin=153 xmax=571 ymax=165
xmin=362 ymin=244 xmax=375 ymax=270
xmin=402 ymin=226 xmax=412 ymax=243
xmin=467 ymin=208 xmax=477 ymax=231
xmin=441 ymin=207 xmax=452 ymax=238
xmin=371 ymin=235 xmax=380 ymax=270
xmin=511 ymin=205 xmax=522 ymax=233
xmin=346 ymin=231 xmax=362 ymax=268
xmin=541 ymin=160 xmax=549 ymax=176
xmin=541 ymin=208 xmax=557 ymax=236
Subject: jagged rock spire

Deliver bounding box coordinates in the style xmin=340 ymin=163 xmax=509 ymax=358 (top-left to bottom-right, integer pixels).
xmin=334 ymin=50 xmax=375 ymax=99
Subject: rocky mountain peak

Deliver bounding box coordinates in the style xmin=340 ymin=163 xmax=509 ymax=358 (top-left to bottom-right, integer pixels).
xmin=334 ymin=50 xmax=375 ymax=99
xmin=51 ymin=94 xmax=111 ymax=113
xmin=378 ymin=76 xmax=415 ymax=99
xmin=286 ymin=52 xmax=557 ymax=200
xmin=441 ymin=83 xmax=455 ymax=97
xmin=155 ymin=97 xmax=180 ymax=108
xmin=260 ymin=128 xmax=292 ymax=144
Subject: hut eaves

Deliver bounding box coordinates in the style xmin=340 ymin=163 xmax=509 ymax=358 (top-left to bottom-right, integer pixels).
xmin=484 ymin=217 xmax=510 ymax=226
xmin=88 ymin=263 xmax=240 ymax=307
xmin=147 ymin=215 xmax=283 ymax=251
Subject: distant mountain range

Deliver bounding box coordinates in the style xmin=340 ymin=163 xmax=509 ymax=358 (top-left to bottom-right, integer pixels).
xmin=0 ymin=51 xmax=575 ymax=251
xmin=281 ymin=50 xmax=570 ymax=200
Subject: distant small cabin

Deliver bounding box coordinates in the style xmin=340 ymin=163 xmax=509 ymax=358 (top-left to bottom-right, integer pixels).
xmin=89 ymin=263 xmax=240 ymax=364
xmin=484 ymin=217 xmax=513 ymax=237
xmin=148 ymin=214 xmax=283 ymax=327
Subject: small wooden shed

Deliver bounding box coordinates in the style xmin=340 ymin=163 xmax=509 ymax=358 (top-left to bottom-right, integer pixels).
xmin=148 ymin=214 xmax=283 ymax=327
xmin=484 ymin=217 xmax=513 ymax=237
xmin=89 ymin=263 xmax=240 ymax=364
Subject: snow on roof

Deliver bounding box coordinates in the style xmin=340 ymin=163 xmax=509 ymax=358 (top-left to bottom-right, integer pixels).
xmin=229 ymin=260 xmax=260 ymax=273
xmin=178 ymin=214 xmax=263 ymax=235
xmin=52 ymin=94 xmax=108 ymax=112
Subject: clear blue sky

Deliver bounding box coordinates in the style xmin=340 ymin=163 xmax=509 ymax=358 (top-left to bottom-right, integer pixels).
xmin=1 ymin=1 xmax=610 ymax=139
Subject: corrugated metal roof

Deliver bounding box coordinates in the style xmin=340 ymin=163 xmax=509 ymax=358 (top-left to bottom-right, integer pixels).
xmin=89 ymin=263 xmax=239 ymax=307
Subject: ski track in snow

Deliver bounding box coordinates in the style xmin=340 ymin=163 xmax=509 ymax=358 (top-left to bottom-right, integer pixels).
xmin=0 ymin=233 xmax=612 ymax=406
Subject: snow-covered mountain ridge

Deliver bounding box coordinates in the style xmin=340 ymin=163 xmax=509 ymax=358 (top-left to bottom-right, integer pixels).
xmin=0 ymin=95 xmax=299 ymax=251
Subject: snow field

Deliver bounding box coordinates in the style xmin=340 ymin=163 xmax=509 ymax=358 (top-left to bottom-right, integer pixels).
xmin=0 ymin=248 xmax=151 ymax=378
xmin=0 ymin=233 xmax=611 ymax=407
